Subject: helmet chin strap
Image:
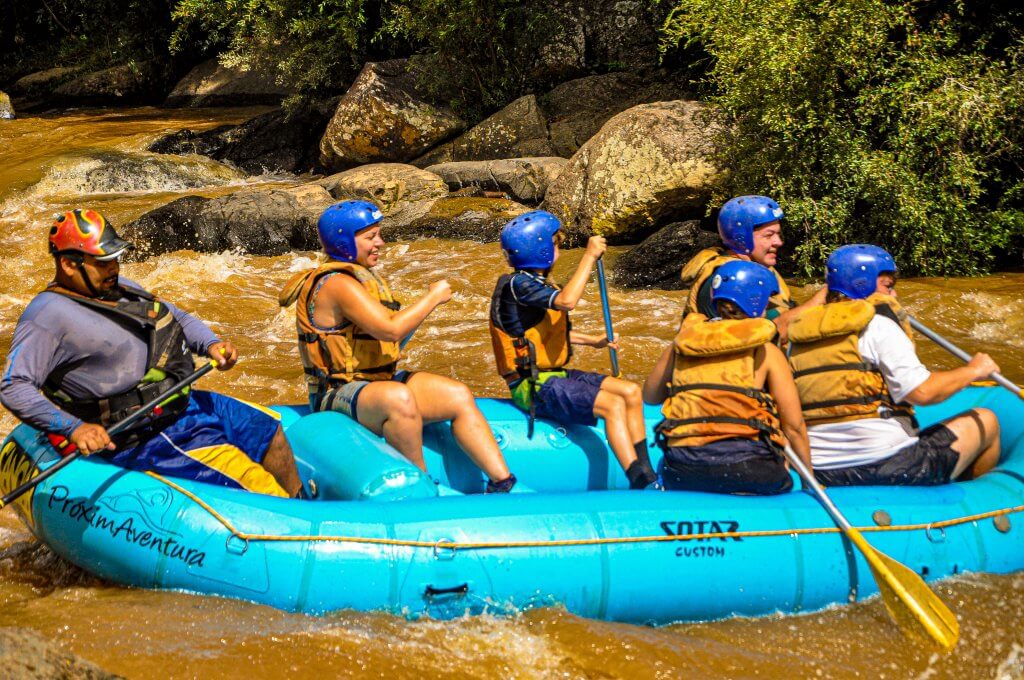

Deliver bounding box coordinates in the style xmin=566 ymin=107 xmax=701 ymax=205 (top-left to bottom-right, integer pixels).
xmin=74 ymin=261 xmax=119 ymax=300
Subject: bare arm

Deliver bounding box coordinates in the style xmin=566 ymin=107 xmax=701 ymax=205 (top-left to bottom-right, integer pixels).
xmin=553 ymin=237 xmax=606 ymax=310
xmin=642 ymin=344 xmax=675 ymax=405
xmin=904 ymin=353 xmax=999 ymax=406
xmin=764 ymin=343 xmax=812 ymax=469
xmin=318 ymin=274 xmax=451 ymax=343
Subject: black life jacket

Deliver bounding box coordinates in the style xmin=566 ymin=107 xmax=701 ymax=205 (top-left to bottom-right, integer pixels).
xmin=43 ymin=283 xmax=196 ymax=446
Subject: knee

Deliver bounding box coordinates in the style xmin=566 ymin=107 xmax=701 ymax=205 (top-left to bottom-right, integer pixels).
xmin=974 ymin=408 xmax=1000 ymax=435
xmin=623 ymin=382 xmax=643 ymax=407
xmin=448 ymin=383 xmax=477 ymax=413
xmin=390 ymin=386 xmax=421 ymax=422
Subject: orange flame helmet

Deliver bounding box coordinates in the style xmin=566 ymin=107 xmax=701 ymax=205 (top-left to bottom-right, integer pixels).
xmin=48 ymin=209 xmax=133 ymax=261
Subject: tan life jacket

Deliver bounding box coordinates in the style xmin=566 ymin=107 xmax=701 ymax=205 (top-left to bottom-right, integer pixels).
xmin=279 ymin=262 xmax=401 ymax=392
xmin=787 ymin=299 xmax=916 ymax=427
xmin=657 ymin=314 xmax=785 ymax=450
xmin=488 ymin=272 xmax=572 ymax=386
xmin=680 ymin=247 xmax=793 ymax=317
xmin=866 ymin=292 xmax=914 ymax=345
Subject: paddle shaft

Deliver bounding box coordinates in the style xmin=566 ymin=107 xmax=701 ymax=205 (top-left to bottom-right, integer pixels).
xmin=595 ymin=258 xmax=620 ymax=377
xmin=0 ymin=361 xmax=217 ymax=509
xmin=908 ymin=316 xmax=1023 ymax=396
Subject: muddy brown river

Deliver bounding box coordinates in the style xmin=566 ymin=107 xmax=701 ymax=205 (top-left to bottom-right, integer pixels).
xmin=2 ymin=108 xmax=1023 ymax=678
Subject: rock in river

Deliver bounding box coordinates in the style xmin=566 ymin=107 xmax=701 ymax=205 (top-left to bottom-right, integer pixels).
xmin=542 ymin=100 xmax=720 ymax=245
xmin=319 ymin=60 xmax=465 ymax=171
xmin=123 ymin=185 xmax=335 ymax=257
xmin=613 ymin=220 xmax=721 ymax=289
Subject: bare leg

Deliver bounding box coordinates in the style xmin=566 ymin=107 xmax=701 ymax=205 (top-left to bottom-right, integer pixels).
xmin=262 ymin=426 xmax=303 ymax=497
xmin=352 ymin=381 xmax=426 ymax=471
xmin=405 ymin=372 xmax=511 ymax=482
xmin=598 ymin=377 xmax=647 ymax=443
xmin=943 ymin=407 xmax=1001 ymax=480
xmin=593 ymin=391 xmax=638 ymax=472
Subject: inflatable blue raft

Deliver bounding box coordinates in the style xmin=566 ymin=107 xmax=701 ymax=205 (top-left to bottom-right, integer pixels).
xmin=1 ymin=386 xmax=1023 ymax=623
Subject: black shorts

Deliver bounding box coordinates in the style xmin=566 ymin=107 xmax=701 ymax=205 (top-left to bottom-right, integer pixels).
xmin=662 ymin=455 xmax=794 ymax=495
xmin=814 ymin=423 xmax=960 ymax=487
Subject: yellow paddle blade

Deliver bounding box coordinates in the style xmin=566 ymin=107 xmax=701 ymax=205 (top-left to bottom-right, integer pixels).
xmin=854 ymin=534 xmax=959 ymax=650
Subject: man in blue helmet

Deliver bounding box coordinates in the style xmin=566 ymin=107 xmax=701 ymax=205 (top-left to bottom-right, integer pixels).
xmin=786 ymin=244 xmax=1001 ymax=486
xmin=280 ymin=200 xmax=518 ymax=492
xmin=680 ymin=195 xmax=827 ymax=341
xmin=488 ymin=211 xmax=659 ymax=490
xmin=644 ymin=260 xmax=811 ymax=494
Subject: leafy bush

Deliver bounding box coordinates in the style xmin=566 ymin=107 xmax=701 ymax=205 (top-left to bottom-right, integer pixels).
xmin=660 ymin=0 xmax=1024 ymax=275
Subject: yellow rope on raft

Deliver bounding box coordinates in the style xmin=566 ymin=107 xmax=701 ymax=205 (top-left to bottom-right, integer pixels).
xmin=145 ymin=471 xmax=1024 ymax=552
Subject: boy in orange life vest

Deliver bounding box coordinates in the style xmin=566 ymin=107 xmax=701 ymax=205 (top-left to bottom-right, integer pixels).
xmin=644 ymin=260 xmax=811 ymax=495
xmin=488 ymin=211 xmax=659 ymax=490
xmin=280 ymin=200 xmax=518 ymax=493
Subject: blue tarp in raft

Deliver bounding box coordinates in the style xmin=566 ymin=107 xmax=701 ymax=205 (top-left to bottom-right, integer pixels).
xmin=1 ymin=386 xmax=1022 ymax=623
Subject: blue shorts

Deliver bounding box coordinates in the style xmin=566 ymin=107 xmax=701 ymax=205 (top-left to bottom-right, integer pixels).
xmin=314 ymin=371 xmax=415 ymax=424
xmin=102 ymin=390 xmax=286 ymax=496
xmin=533 ymin=369 xmax=607 ymax=426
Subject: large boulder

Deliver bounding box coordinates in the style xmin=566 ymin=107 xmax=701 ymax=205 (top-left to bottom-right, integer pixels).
xmin=319 ymin=60 xmax=465 ymax=171
xmin=164 ymin=58 xmax=292 ymax=107
xmin=413 ymin=95 xmax=555 ymax=166
xmin=542 ymin=100 xmax=721 ymax=244
xmin=381 ymin=197 xmax=529 ymax=242
xmin=539 ymin=70 xmax=691 ymax=157
xmin=150 ymin=103 xmax=334 ymax=174
xmin=613 ymin=220 xmax=720 ymax=289
xmin=10 ymin=66 xmax=83 ymax=96
xmin=316 ymin=163 xmax=449 ymax=213
xmin=0 ymin=627 xmax=120 ymax=679
xmin=0 ymin=92 xmax=13 ymax=120
xmin=52 ymin=61 xmax=168 ymax=106
xmin=122 ymin=184 xmax=335 ymax=257
xmin=425 ymin=158 xmax=568 ymax=204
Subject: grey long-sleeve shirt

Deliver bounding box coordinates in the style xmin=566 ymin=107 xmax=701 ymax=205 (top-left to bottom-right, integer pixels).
xmin=1 ymin=278 xmax=220 ymax=437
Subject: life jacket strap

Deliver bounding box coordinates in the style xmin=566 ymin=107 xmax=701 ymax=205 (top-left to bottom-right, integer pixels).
xmin=668 ymin=382 xmax=773 ymax=403
xmin=792 ymin=362 xmax=876 ymax=379
xmin=801 ymin=393 xmax=887 ymax=411
xmin=657 ymin=415 xmax=781 ymax=437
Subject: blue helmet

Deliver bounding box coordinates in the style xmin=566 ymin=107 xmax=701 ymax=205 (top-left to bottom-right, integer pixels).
xmin=717 ymin=195 xmax=784 ymax=255
xmin=710 ymin=260 xmax=780 ymax=318
xmin=826 ymin=244 xmax=897 ymax=300
xmin=500 ymin=210 xmax=562 ymax=269
xmin=317 ymin=200 xmax=384 ymax=262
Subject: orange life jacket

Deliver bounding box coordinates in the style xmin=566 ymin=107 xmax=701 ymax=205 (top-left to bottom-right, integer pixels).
xmin=680 ymin=247 xmax=793 ymax=317
xmin=787 ymin=298 xmax=916 ymax=427
xmin=657 ymin=314 xmax=785 ymax=450
xmin=488 ymin=273 xmax=571 ymax=386
xmin=279 ymin=262 xmax=401 ymax=392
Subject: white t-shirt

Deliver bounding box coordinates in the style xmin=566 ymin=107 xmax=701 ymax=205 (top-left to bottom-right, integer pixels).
xmin=808 ymin=315 xmax=932 ymax=470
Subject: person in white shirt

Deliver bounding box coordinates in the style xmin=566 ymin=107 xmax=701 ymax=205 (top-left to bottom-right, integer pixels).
xmin=786 ymin=244 xmax=1000 ymax=486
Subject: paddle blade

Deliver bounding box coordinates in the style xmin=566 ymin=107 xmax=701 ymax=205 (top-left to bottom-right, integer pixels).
xmin=863 ymin=543 xmax=959 ymax=650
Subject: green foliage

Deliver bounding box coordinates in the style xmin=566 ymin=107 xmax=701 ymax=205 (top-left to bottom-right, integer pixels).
xmin=379 ymin=0 xmax=553 ymax=117
xmin=170 ymin=0 xmax=376 ymax=98
xmin=1 ymin=0 xmax=178 ymax=82
xmin=660 ymin=0 xmax=1024 ymax=275
xmin=169 ymin=0 xmax=552 ymax=117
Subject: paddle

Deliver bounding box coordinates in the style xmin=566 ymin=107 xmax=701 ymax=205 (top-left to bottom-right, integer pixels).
xmin=781 ymin=446 xmax=959 ymax=650
xmin=0 ymin=360 xmax=218 ymax=510
xmin=908 ymin=316 xmax=1023 ymax=398
xmin=595 ymin=258 xmax=621 ymax=377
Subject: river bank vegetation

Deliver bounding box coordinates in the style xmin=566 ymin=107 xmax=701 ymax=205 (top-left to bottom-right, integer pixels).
xmin=2 ymin=0 xmax=1022 ymax=275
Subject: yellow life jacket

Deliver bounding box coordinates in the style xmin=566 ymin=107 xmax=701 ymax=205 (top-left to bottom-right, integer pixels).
xmin=866 ymin=293 xmax=914 ymax=345
xmin=680 ymin=247 xmax=793 ymax=318
xmin=787 ymin=299 xmax=916 ymax=426
xmin=488 ymin=272 xmax=571 ymax=386
xmin=657 ymin=314 xmax=785 ymax=450
xmin=279 ymin=262 xmax=401 ymax=392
